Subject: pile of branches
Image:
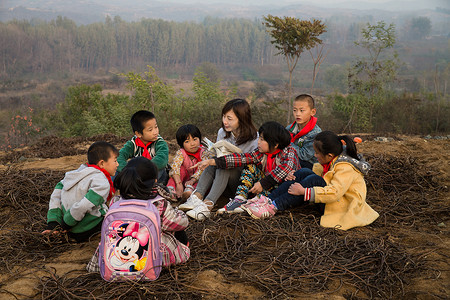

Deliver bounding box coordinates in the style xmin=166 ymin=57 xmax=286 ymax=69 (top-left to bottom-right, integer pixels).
xmin=0 ymin=168 xmax=73 ymax=272
xmin=0 ymin=134 xmax=128 ymax=164
xmin=0 ymin=150 xmax=447 ymax=299
xmin=33 ymin=214 xmax=417 ymax=299
xmin=365 ymin=154 xmax=448 ymax=229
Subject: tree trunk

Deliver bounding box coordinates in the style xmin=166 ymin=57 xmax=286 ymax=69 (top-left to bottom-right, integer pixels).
xmin=287 ymin=70 xmax=293 ymax=124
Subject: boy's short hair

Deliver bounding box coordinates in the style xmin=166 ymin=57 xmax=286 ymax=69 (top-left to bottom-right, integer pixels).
xmin=294 ymin=94 xmax=315 ymax=109
xmin=87 ymin=141 xmax=119 ymax=165
xmin=176 ymin=124 xmax=202 ymax=148
xmin=258 ymin=121 xmax=291 ymax=150
xmin=130 ymin=110 xmax=156 ymax=133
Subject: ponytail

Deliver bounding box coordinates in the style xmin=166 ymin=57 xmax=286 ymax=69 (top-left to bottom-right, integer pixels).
xmin=314 ymin=131 xmax=359 ymax=160
xmin=114 ymin=167 xmax=138 ymax=199
xmin=338 ymin=135 xmax=358 ymax=160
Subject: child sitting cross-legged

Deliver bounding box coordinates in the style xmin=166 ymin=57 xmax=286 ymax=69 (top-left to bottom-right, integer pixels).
xmin=189 ymin=121 xmax=300 ymax=219
xmin=167 ymin=124 xmax=212 ymax=201
xmin=242 ymin=131 xmax=379 ymax=231
xmin=42 ymin=141 xmax=119 ymax=242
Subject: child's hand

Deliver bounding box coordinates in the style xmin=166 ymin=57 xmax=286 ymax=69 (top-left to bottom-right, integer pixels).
xmin=192 ymin=159 xmax=215 ymax=171
xmin=42 ymin=221 xmax=68 ymax=235
xmin=288 ymin=182 xmax=305 ymax=196
xmin=285 ymin=170 xmax=296 ymax=181
xmin=185 ymin=178 xmax=196 ymax=187
xmin=41 ymin=229 xmax=67 ymax=235
xmin=175 ymin=183 xmax=184 ymax=198
xmin=249 ymin=182 xmax=263 ymax=194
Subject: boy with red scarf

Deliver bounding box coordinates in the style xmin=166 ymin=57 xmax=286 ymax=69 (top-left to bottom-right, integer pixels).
xmin=167 ymin=124 xmax=212 ymax=201
xmin=287 ymin=94 xmax=321 ymax=169
xmin=117 ymin=110 xmax=169 ymax=184
xmin=192 ymin=122 xmax=300 ymax=215
xmin=42 ymin=141 xmax=119 ymax=242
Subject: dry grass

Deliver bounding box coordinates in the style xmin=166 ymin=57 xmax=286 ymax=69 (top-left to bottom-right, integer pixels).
xmin=0 ymin=136 xmax=448 ymax=299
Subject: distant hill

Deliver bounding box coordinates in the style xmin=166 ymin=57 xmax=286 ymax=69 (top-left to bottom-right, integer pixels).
xmin=1 ymin=0 xmax=448 ymax=25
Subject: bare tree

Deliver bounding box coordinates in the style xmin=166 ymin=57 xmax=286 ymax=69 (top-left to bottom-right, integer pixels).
xmin=309 ymin=44 xmax=329 ymax=94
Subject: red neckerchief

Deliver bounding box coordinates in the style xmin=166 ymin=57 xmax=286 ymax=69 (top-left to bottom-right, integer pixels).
xmin=321 ymin=161 xmax=333 ymax=177
xmin=87 ymin=164 xmax=115 ymax=203
xmin=289 ymin=116 xmax=317 ymax=143
xmin=186 ymin=146 xmax=202 ymax=163
xmin=135 ymin=137 xmax=154 ymax=159
xmin=265 ymin=149 xmax=282 ymax=173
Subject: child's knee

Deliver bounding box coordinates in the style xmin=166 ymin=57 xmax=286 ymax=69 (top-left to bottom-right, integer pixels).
xmin=294 ymin=168 xmax=313 ymax=178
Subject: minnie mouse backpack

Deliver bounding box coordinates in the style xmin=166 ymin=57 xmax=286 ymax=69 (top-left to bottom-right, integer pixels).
xmin=99 ymin=197 xmax=162 ymax=281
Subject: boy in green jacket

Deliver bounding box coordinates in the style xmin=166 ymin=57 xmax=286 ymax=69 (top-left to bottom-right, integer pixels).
xmin=117 ymin=110 xmax=169 ymax=183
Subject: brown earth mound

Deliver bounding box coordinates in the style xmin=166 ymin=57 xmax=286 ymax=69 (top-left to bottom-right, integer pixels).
xmin=0 ymin=135 xmax=448 ymax=299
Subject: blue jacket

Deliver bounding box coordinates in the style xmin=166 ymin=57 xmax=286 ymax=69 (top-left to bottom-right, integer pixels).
xmin=286 ymin=123 xmax=322 ymax=165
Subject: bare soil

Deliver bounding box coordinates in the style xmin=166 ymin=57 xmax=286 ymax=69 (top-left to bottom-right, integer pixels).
xmin=0 ymin=134 xmax=448 ymax=299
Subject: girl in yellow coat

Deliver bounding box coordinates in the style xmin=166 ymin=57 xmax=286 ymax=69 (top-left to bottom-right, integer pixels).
xmin=243 ymin=131 xmax=379 ymax=230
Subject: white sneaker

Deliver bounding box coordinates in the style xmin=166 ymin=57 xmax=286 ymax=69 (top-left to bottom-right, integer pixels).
xmin=178 ymin=194 xmax=203 ymax=211
xmin=186 ymin=202 xmax=211 ymax=221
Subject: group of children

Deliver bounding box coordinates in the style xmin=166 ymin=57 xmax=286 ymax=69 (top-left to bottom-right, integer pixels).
xmin=42 ymin=94 xmax=379 ymax=271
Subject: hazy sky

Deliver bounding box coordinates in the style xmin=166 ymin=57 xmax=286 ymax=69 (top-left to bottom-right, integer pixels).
xmin=167 ymin=0 xmax=448 ymax=9
xmin=3 ymin=0 xmax=448 ymax=10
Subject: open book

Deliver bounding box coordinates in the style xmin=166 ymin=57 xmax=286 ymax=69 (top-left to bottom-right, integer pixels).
xmin=202 ymin=137 xmax=242 ymax=157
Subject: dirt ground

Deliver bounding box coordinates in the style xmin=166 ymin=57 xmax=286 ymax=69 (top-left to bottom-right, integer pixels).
xmin=0 ymin=134 xmax=448 ymax=299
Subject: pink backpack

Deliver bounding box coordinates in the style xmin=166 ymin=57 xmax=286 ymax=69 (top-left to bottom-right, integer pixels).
xmin=99 ymin=197 xmax=162 ymax=281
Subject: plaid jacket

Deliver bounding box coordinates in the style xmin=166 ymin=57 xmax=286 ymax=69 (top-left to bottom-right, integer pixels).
xmin=215 ymin=144 xmax=300 ymax=190
xmin=153 ymin=197 xmax=190 ymax=266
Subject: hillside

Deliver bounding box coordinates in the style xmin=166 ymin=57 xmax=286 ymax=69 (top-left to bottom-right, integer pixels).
xmin=0 ymin=134 xmax=448 ymax=299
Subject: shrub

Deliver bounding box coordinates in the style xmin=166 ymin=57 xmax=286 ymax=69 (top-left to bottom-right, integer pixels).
xmin=4 ymin=107 xmax=41 ymax=149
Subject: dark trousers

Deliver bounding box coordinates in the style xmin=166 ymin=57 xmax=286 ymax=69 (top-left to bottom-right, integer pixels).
xmin=174 ymin=230 xmax=189 ymax=246
xmin=268 ymin=168 xmax=326 ymax=211
xmin=69 ymin=219 xmax=103 ymax=243
xmin=299 ymin=160 xmax=314 ymax=169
